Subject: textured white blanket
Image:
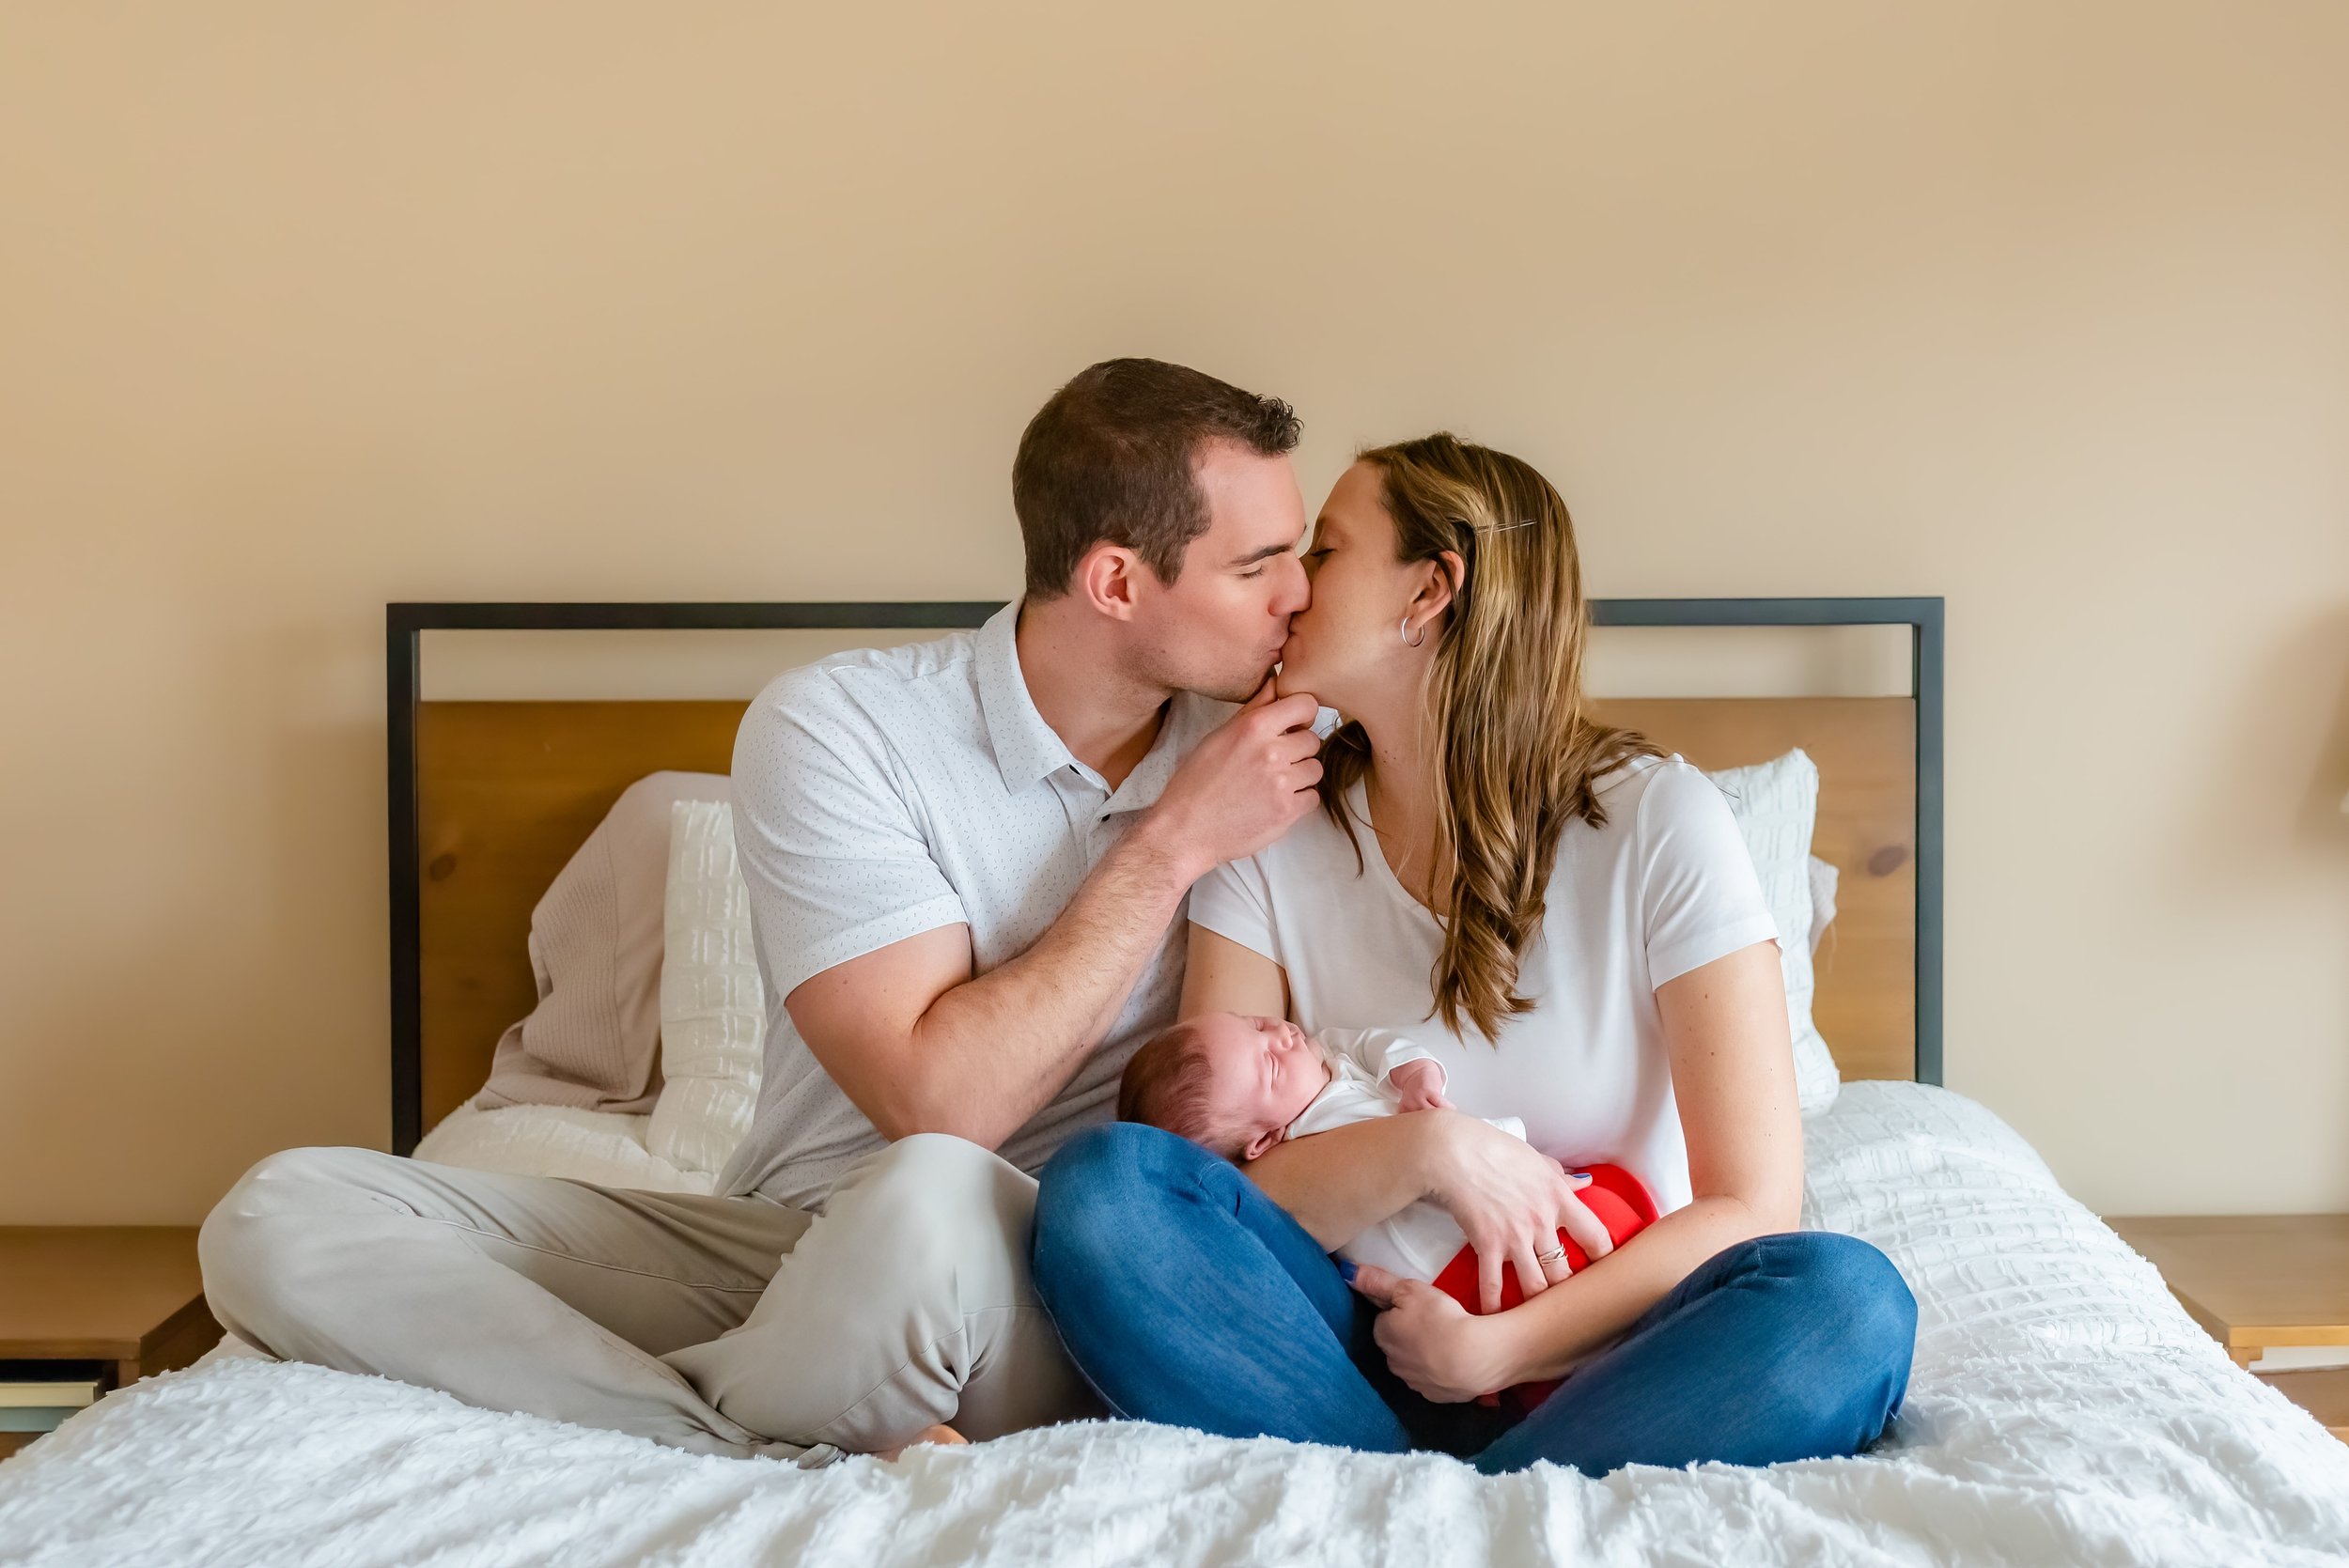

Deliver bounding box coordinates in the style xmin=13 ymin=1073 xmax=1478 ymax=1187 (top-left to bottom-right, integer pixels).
xmin=5 ymin=1084 xmax=2346 ymax=1567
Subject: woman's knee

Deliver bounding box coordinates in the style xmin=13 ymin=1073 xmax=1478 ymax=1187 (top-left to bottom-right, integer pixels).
xmin=1750 ymin=1231 xmax=1918 ymax=1450
xmin=1031 ymin=1123 xmax=1220 ymax=1298
xmin=1036 ymin=1123 xmax=1214 ymax=1233
xmin=1785 ymin=1232 xmax=1918 ymax=1374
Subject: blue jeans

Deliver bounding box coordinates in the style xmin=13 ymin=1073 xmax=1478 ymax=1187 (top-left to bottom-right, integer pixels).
xmin=1031 ymin=1122 xmax=1916 ymax=1476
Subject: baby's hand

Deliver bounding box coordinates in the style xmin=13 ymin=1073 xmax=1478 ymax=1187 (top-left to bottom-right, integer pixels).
xmin=1389 ymin=1058 xmax=1452 ymax=1112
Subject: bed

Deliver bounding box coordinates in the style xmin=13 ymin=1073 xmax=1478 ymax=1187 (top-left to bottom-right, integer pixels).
xmin=4 ymin=599 xmax=2345 ymax=1567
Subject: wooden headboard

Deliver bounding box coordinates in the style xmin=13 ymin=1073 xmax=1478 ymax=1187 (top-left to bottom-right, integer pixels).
xmin=390 ymin=599 xmax=1944 ymax=1153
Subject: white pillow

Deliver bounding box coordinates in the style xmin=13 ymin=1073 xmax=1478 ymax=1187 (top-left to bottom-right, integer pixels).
xmin=648 ymin=800 xmax=767 ymax=1175
xmin=1806 ymin=853 xmax=1839 ymax=954
xmin=1700 ymin=749 xmax=1841 ymax=1114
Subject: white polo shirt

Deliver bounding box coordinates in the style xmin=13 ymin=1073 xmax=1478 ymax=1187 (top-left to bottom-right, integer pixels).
xmin=719 ymin=601 xmax=1231 ymax=1210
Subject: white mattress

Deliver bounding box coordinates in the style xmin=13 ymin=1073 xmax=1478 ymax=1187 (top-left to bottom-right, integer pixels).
xmin=4 ymin=1083 xmax=2345 ymax=1567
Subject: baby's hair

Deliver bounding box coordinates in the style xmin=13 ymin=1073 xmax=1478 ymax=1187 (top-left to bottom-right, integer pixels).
xmin=1118 ymin=1019 xmax=1248 ymax=1158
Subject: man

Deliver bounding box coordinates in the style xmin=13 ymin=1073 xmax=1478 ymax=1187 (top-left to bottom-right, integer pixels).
xmin=198 ymin=357 xmax=1324 ymax=1464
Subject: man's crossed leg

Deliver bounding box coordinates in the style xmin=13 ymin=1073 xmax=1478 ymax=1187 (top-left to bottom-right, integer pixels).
xmin=198 ymin=1132 xmax=1097 ymax=1464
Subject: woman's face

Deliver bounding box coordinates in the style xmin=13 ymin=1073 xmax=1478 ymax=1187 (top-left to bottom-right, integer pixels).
xmin=1274 ymin=460 xmax=1430 ymax=713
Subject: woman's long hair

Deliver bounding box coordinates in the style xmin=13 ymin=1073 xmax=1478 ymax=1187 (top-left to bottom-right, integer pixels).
xmin=1319 ymin=433 xmax=1661 ymax=1041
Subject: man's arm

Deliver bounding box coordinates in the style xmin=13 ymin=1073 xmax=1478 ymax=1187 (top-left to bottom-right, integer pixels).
xmin=786 ymin=690 xmax=1326 ymax=1151
xmin=785 ymin=823 xmax=1190 ymax=1145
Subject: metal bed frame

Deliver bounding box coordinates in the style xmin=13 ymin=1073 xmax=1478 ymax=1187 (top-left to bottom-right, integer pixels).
xmin=385 ymin=598 xmax=1944 ymax=1154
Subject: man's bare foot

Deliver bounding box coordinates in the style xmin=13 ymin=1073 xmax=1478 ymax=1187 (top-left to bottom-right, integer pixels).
xmin=877 ymin=1424 xmax=969 ymax=1462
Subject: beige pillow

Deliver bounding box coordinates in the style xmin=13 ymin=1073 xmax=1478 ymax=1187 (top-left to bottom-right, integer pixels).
xmin=474 ymin=770 xmax=733 ymax=1114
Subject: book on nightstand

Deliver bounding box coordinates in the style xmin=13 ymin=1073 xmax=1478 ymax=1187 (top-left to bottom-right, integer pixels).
xmin=0 ymin=1379 xmax=101 ymax=1435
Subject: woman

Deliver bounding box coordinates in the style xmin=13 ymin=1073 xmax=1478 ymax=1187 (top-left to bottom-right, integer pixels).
xmin=1031 ymin=433 xmax=1916 ymax=1476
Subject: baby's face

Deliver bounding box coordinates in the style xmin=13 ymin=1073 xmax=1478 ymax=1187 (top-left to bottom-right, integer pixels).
xmin=1191 ymin=1013 xmax=1330 ymax=1157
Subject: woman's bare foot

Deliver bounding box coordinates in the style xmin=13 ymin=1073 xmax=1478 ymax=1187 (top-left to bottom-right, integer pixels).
xmin=876 ymin=1423 xmax=969 ymax=1462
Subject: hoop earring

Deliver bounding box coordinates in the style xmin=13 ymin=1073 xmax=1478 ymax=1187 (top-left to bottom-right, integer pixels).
xmin=1399 ymin=615 xmax=1426 ymax=649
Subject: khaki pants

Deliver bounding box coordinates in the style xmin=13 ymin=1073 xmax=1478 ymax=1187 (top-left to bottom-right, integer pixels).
xmin=197 ymin=1132 xmax=1098 ymax=1465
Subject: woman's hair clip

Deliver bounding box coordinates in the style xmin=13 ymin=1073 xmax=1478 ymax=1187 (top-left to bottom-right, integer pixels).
xmin=1477 ymin=518 xmax=1540 ymax=533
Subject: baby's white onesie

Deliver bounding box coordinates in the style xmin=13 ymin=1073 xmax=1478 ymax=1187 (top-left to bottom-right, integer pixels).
xmin=1285 ymin=1027 xmax=1526 ymax=1282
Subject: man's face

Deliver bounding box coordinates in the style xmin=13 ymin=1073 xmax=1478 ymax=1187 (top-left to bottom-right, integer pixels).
xmin=1128 ymin=442 xmax=1310 ymax=703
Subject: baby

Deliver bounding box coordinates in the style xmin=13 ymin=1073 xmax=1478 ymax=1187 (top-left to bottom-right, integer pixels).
xmin=1117 ymin=1012 xmax=1657 ymax=1290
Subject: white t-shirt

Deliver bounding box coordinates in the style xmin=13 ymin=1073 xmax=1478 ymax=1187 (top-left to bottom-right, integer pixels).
xmin=1189 ymin=753 xmax=1779 ymax=1215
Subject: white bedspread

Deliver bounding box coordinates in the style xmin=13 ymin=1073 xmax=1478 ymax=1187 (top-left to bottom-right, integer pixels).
xmin=5 ymin=1083 xmax=2346 ymax=1567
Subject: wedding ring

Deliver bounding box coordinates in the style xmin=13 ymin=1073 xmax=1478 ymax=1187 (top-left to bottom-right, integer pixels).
xmin=1535 ymin=1245 xmax=1567 ymax=1265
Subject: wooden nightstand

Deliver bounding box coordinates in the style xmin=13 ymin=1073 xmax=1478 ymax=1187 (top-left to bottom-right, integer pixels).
xmin=0 ymin=1227 xmax=224 ymax=1460
xmin=2106 ymin=1214 xmax=2349 ymax=1442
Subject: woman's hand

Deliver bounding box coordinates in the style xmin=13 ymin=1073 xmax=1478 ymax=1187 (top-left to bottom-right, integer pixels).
xmin=1347 ymin=1264 xmax=1517 ymax=1403
xmin=1424 ymin=1112 xmax=1613 ymax=1312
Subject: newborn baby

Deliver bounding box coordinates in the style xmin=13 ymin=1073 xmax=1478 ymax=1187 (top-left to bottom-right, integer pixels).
xmin=1116 ymin=1012 xmax=1651 ymax=1285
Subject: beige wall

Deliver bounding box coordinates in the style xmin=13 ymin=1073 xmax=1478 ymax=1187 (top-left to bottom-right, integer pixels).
xmin=3 ymin=2 xmax=2345 ymax=1225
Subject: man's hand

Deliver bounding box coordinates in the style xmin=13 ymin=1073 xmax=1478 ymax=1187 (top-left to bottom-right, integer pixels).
xmin=1347 ymin=1265 xmax=1515 ymax=1403
xmin=1142 ymin=681 xmax=1323 ymax=881
xmin=1424 ymin=1113 xmax=1614 ymax=1312
xmin=1387 ymin=1059 xmax=1452 ymax=1113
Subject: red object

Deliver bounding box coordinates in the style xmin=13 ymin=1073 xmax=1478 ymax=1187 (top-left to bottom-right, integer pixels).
xmin=1428 ymin=1163 xmax=1659 ymax=1416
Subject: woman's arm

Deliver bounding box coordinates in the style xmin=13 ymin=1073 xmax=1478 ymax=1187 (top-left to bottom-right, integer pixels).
xmin=1186 ymin=924 xmax=1608 ymax=1290
xmin=1357 ymin=939 xmax=1802 ymax=1400
xmin=1177 ymin=922 xmax=1290 ymax=1018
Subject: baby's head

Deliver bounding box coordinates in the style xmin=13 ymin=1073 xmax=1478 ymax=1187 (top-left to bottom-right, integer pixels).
xmin=1118 ymin=1012 xmax=1330 ymax=1162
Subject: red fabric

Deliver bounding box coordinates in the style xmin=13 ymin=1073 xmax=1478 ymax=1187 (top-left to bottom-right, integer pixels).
xmin=1427 ymin=1163 xmax=1659 ymax=1415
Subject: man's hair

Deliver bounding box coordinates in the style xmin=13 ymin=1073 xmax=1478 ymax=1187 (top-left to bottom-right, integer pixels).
xmin=1116 ymin=1018 xmax=1247 ymax=1158
xmin=1012 ymin=357 xmax=1301 ymax=598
